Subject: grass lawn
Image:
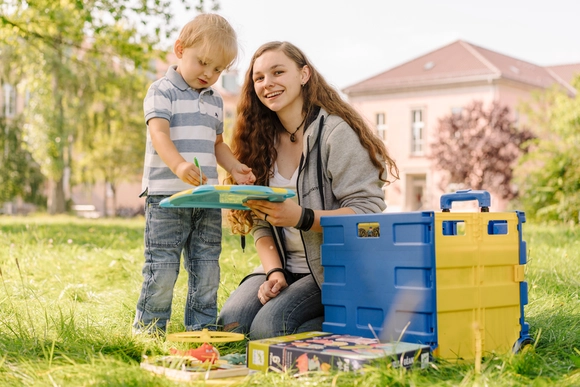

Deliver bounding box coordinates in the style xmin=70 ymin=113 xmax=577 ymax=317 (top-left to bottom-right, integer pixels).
xmin=0 ymin=214 xmax=579 ymax=386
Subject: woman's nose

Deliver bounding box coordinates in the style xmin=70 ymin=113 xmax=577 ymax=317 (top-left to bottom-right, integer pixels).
xmin=262 ymin=75 xmax=273 ymax=87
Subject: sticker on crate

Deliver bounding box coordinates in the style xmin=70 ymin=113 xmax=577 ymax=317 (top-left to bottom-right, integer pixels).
xmin=247 ymin=331 xmax=430 ymax=374
xmin=358 ymin=222 xmax=380 ymax=238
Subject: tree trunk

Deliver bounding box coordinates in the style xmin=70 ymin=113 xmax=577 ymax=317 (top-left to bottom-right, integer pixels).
xmin=48 ymin=49 xmax=67 ymax=215
xmin=47 ymin=178 xmax=66 ymax=214
xmin=110 ymin=183 xmax=117 ymax=217
xmin=103 ymin=183 xmax=108 ymax=217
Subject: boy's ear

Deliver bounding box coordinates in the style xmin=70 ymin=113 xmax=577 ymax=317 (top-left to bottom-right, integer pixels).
xmin=174 ymin=40 xmax=183 ymax=58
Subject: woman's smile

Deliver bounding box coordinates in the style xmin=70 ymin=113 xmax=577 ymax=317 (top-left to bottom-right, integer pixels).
xmin=266 ymin=91 xmax=283 ymax=98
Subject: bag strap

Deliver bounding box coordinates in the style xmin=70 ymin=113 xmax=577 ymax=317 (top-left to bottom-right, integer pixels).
xmin=316 ymin=116 xmax=325 ymax=210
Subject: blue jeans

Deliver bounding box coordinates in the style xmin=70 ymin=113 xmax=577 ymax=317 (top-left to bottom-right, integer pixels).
xmin=218 ymin=272 xmax=324 ymax=340
xmin=133 ymin=195 xmax=222 ymax=332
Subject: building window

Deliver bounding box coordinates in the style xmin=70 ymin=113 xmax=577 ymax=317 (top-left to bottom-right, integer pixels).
xmin=3 ymin=83 xmax=17 ymax=117
xmin=376 ymin=112 xmax=387 ymax=141
xmin=221 ymin=72 xmax=240 ymax=93
xmin=406 ymin=174 xmax=426 ymax=211
xmin=411 ymin=109 xmax=424 ymax=155
xmin=451 ymin=106 xmax=463 ymax=116
xmin=25 ymin=90 xmax=31 ymax=109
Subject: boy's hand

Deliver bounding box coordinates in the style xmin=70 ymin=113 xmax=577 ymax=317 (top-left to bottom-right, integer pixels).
xmin=175 ymin=161 xmax=206 ymax=186
xmin=231 ymin=163 xmax=256 ymax=185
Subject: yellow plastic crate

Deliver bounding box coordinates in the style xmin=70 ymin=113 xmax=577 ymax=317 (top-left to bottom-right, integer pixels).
xmin=434 ymin=199 xmax=527 ymax=359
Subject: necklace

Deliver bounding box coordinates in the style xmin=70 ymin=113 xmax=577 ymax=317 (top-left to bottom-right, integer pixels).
xmin=284 ymin=114 xmax=307 ymax=143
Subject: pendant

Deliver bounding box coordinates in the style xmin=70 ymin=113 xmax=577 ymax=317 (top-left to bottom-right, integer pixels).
xmin=290 ymin=133 xmax=296 ymax=142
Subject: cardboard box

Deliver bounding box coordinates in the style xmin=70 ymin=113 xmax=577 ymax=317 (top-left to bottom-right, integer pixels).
xmin=247 ymin=331 xmax=327 ymax=372
xmin=247 ymin=332 xmax=430 ymax=373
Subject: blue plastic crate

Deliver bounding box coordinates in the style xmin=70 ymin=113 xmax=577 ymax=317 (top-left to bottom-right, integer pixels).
xmin=320 ymin=212 xmax=437 ymax=348
xmin=320 ymin=191 xmax=532 ymax=359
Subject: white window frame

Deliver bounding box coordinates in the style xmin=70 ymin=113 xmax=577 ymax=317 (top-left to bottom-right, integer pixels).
xmin=3 ymin=83 xmax=17 ymax=117
xmin=411 ymin=109 xmax=424 ymax=155
xmin=451 ymin=106 xmax=463 ymax=116
xmin=376 ymin=112 xmax=387 ymax=141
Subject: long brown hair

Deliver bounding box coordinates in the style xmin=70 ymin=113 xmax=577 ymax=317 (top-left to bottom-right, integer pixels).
xmin=227 ymin=41 xmax=399 ymax=234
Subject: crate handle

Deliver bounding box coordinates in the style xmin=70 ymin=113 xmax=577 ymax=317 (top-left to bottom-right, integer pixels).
xmin=440 ymin=189 xmax=491 ymax=212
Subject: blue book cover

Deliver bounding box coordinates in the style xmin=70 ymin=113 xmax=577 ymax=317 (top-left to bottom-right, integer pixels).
xmin=160 ymin=185 xmax=296 ymax=210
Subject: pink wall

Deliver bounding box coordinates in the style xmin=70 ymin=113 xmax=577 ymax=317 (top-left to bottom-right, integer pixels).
xmin=349 ymin=80 xmax=539 ymax=212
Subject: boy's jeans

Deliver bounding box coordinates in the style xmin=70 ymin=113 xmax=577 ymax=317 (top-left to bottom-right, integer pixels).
xmin=133 ymin=195 xmax=222 ymax=332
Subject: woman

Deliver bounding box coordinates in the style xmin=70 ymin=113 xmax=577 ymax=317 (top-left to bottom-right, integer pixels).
xmin=218 ymin=41 xmax=399 ymax=339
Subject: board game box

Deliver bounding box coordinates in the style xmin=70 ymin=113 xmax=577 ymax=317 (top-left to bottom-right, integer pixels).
xmin=247 ymin=331 xmax=430 ymax=374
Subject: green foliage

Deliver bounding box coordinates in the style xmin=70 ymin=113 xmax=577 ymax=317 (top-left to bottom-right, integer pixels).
xmin=194 ymin=0 xmax=221 ymax=13
xmin=0 ymin=0 xmax=190 ymax=213
xmin=72 ymin=56 xmax=148 ymax=210
xmin=0 ymin=216 xmax=579 ymax=386
xmin=0 ymin=115 xmax=45 ymax=206
xmin=515 ymin=80 xmax=580 ymax=224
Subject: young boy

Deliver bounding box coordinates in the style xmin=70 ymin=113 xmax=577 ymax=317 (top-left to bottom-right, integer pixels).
xmin=133 ymin=13 xmax=255 ymax=334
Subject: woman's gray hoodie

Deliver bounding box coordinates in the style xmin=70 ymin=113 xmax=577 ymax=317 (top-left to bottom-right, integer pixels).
xmin=251 ymin=108 xmax=387 ymax=288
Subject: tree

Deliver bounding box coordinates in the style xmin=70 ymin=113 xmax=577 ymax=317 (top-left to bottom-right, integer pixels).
xmin=430 ymin=101 xmax=535 ymax=200
xmin=514 ymin=79 xmax=580 ymax=224
xmin=73 ymin=65 xmax=148 ymax=216
xmin=0 ymin=36 xmax=45 ymax=209
xmin=0 ymin=115 xmax=45 ymax=208
xmin=0 ymin=0 xmax=188 ymax=213
xmin=195 ymin=0 xmax=221 ymax=12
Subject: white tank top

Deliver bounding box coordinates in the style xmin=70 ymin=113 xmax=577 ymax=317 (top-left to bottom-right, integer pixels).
xmin=269 ymin=163 xmax=309 ymax=274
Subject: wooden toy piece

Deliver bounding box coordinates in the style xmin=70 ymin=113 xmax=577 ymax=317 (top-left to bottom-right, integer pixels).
xmin=169 ymin=343 xmax=220 ymax=363
xmin=166 ymin=329 xmax=245 ymax=364
xmin=166 ymin=328 xmax=244 ymax=343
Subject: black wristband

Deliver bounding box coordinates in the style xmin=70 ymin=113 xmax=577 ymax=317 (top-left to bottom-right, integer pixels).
xmin=295 ymin=207 xmax=315 ymax=231
xmin=295 ymin=208 xmax=306 ymax=229
xmin=266 ymin=267 xmax=285 ymax=281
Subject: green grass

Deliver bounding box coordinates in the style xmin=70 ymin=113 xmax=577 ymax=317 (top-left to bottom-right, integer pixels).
xmin=0 ymin=215 xmax=579 ymax=386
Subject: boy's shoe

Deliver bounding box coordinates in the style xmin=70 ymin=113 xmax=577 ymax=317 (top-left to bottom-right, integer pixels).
xmin=132 ymin=326 xmax=166 ymax=339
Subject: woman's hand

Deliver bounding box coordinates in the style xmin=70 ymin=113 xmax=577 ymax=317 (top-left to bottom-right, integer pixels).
xmin=230 ymin=163 xmax=256 ymax=185
xmin=258 ymin=273 xmax=288 ymax=305
xmin=245 ymin=199 xmax=302 ymax=228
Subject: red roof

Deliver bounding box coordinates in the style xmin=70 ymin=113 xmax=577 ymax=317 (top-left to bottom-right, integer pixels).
xmin=545 ymin=63 xmax=580 ymax=93
xmin=344 ymin=40 xmax=579 ymax=95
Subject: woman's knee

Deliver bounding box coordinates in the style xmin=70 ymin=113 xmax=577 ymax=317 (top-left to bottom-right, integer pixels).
xmin=297 ymin=316 xmax=324 ymax=333
xmin=218 ymin=275 xmax=263 ymax=333
xmin=249 ymin=314 xmax=281 ymax=340
xmin=217 ymin=301 xmax=247 ymax=333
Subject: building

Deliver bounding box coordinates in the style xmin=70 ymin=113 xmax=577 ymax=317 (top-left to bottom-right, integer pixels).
xmin=343 ymin=40 xmax=580 ymax=212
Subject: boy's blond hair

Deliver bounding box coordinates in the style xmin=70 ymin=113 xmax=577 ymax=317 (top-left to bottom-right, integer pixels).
xmin=177 ymin=13 xmax=238 ymax=70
